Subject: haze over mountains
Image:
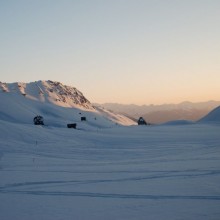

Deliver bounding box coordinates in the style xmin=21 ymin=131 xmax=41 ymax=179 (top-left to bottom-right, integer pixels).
xmin=97 ymin=101 xmax=220 ymax=124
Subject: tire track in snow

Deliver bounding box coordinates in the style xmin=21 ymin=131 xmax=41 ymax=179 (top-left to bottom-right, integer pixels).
xmin=1 ymin=170 xmax=220 ymax=191
xmin=1 ymin=189 xmax=220 ymax=201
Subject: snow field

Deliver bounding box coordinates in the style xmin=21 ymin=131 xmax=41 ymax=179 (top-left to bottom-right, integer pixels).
xmin=0 ymin=122 xmax=220 ymax=220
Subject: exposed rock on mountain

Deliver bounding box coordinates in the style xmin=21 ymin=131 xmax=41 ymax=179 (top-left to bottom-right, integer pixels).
xmin=0 ymin=80 xmax=136 ymax=127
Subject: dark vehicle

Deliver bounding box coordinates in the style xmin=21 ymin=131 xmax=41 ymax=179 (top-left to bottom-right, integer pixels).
xmin=67 ymin=123 xmax=77 ymax=129
xmin=33 ymin=115 xmax=44 ymax=125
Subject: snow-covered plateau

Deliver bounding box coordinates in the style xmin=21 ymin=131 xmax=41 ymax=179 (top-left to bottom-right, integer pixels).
xmin=0 ymin=81 xmax=220 ymax=220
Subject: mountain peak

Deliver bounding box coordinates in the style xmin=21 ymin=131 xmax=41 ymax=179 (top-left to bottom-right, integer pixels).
xmin=0 ymin=80 xmax=93 ymax=110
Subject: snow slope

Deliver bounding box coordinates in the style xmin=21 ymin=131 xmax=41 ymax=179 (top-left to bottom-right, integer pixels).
xmin=199 ymin=106 xmax=220 ymax=123
xmin=0 ymin=80 xmax=136 ymax=127
xmin=0 ymin=121 xmax=220 ymax=220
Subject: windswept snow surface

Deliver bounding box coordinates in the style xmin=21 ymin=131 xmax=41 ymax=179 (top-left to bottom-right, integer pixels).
xmin=0 ymin=121 xmax=220 ymax=220
xmin=161 ymin=120 xmax=195 ymax=126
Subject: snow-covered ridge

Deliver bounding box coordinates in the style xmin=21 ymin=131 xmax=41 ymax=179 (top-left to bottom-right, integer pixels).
xmin=0 ymin=80 xmax=93 ymax=110
xmin=0 ymin=80 xmax=136 ymax=127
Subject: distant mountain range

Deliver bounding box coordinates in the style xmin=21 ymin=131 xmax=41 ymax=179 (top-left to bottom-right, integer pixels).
xmin=95 ymin=101 xmax=220 ymax=124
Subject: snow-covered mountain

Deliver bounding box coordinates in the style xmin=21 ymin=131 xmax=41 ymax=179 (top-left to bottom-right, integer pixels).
xmin=0 ymin=80 xmax=136 ymax=128
xmin=0 ymin=80 xmax=93 ymax=109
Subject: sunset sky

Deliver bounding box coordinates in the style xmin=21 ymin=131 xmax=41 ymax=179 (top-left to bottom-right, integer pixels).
xmin=0 ymin=0 xmax=219 ymax=105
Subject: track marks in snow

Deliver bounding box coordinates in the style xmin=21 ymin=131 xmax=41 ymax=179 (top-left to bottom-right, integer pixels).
xmin=1 ymin=189 xmax=220 ymax=201
xmin=1 ymin=169 xmax=220 ymax=191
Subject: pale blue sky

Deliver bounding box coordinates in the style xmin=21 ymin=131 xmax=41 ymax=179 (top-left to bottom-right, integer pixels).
xmin=0 ymin=0 xmax=219 ymax=104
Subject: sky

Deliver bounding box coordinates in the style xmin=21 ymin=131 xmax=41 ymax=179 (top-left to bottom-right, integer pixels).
xmin=0 ymin=0 xmax=219 ymax=105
